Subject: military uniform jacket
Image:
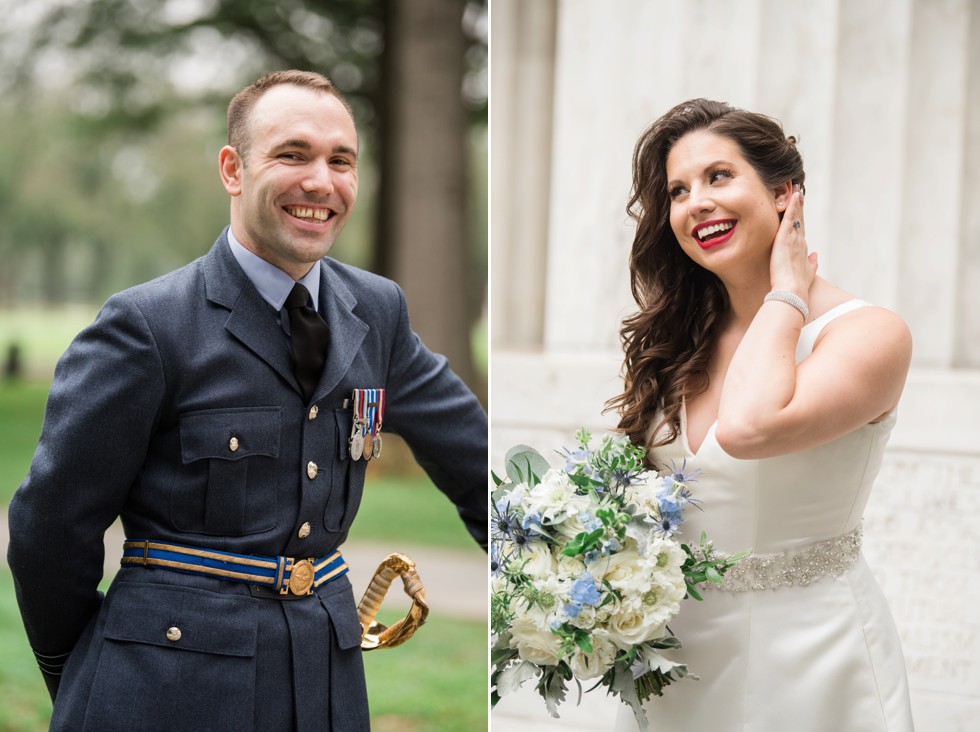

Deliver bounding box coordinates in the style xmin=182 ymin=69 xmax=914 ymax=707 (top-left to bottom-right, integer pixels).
xmin=6 ymin=232 xmax=488 ymax=731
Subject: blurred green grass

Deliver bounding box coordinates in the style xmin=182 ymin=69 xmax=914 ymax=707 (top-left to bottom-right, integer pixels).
xmin=0 ymin=307 xmax=488 ymax=732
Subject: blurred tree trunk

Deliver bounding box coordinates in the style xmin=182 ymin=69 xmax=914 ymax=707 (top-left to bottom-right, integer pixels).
xmin=378 ymin=0 xmax=476 ymax=390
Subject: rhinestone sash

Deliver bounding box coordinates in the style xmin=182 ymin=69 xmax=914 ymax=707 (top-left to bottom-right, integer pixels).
xmin=710 ymin=524 xmax=863 ymax=593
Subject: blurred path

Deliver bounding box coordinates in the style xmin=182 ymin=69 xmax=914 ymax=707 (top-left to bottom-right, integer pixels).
xmin=0 ymin=510 xmax=487 ymax=621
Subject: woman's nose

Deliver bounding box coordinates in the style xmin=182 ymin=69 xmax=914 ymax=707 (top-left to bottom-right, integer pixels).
xmin=687 ymin=184 xmax=714 ymax=214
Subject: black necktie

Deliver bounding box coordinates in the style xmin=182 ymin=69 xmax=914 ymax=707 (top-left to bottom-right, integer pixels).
xmin=285 ymin=283 xmax=329 ymax=401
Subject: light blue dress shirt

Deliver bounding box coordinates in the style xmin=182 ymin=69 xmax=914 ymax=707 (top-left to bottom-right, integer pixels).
xmin=226 ymin=227 xmax=322 ymax=337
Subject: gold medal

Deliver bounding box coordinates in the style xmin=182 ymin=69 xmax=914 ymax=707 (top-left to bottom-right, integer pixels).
xmin=363 ymin=434 xmax=374 ymax=461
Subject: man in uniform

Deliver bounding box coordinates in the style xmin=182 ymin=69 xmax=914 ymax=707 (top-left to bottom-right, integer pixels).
xmin=7 ymin=70 xmax=487 ymax=731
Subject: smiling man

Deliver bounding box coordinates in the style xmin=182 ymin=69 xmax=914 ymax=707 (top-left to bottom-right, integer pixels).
xmin=7 ymin=70 xmax=488 ymax=732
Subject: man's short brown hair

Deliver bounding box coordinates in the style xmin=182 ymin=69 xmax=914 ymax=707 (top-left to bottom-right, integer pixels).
xmin=227 ymin=70 xmax=354 ymax=163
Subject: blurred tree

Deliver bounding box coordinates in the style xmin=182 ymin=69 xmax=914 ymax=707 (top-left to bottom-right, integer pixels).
xmin=0 ymin=0 xmax=487 ymax=390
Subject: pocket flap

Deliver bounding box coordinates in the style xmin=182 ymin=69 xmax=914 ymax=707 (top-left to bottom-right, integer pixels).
xmin=180 ymin=407 xmax=281 ymax=463
xmin=318 ymin=579 xmax=364 ymax=650
xmin=105 ymin=582 xmax=258 ymax=657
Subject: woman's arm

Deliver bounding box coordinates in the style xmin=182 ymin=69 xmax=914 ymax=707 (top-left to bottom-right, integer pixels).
xmin=715 ymin=190 xmax=913 ymax=459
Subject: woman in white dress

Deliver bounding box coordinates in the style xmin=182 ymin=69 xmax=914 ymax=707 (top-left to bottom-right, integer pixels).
xmin=608 ymin=99 xmax=915 ymax=731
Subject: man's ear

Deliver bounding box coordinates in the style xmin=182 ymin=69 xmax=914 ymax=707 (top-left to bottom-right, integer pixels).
xmin=218 ymin=145 xmax=244 ymax=196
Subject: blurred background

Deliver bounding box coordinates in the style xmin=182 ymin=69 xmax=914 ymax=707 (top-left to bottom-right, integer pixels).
xmin=491 ymin=1 xmax=979 ymax=731
xmin=0 ymin=1 xmax=488 ymax=730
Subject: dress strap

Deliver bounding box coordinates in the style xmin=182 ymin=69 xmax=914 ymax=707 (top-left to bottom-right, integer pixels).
xmin=795 ymin=299 xmax=870 ymax=362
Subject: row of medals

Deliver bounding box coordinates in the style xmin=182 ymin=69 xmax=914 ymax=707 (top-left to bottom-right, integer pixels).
xmin=349 ymin=417 xmax=382 ymax=461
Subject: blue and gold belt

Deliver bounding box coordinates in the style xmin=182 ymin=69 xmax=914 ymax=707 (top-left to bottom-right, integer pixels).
xmin=121 ymin=539 xmax=348 ymax=596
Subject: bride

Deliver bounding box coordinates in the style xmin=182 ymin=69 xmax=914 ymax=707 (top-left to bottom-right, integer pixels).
xmin=608 ymin=99 xmax=915 ymax=731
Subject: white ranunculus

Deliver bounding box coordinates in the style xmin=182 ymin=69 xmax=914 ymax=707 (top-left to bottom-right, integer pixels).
xmin=524 ymin=469 xmax=589 ymax=522
xmin=567 ymin=629 xmax=618 ymax=680
xmin=632 ymin=574 xmax=686 ymax=631
xmin=509 ymin=615 xmax=562 ymax=666
xmin=643 ymin=537 xmax=686 ymax=579
xmin=529 ymin=574 xmax=567 ymax=619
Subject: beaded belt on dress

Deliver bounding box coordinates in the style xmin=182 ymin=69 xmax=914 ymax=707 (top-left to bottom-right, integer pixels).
xmin=710 ymin=524 xmax=863 ymax=593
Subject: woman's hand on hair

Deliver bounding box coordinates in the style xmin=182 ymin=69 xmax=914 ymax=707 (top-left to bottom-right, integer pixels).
xmin=770 ymin=185 xmax=817 ymax=302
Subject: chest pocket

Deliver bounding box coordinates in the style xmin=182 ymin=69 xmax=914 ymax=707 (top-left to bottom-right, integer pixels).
xmin=174 ymin=407 xmax=281 ymax=536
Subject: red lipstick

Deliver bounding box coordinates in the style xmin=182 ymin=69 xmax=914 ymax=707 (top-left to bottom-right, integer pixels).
xmin=691 ymin=219 xmax=736 ymax=250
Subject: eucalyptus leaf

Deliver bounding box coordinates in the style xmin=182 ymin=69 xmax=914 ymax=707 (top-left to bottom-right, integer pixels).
xmin=504 ymin=444 xmax=550 ymax=485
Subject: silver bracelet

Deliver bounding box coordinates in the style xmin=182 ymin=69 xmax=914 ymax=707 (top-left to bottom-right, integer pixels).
xmin=764 ymin=289 xmax=809 ymax=320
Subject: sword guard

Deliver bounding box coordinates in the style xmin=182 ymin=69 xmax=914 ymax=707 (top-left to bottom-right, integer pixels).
xmin=356 ymin=552 xmax=429 ymax=651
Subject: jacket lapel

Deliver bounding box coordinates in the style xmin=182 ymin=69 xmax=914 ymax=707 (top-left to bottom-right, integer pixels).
xmin=203 ymin=234 xmax=302 ymax=396
xmin=313 ymin=262 xmax=369 ymax=401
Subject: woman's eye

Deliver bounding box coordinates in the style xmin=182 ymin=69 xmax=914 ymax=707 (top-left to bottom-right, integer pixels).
xmin=668 ymin=186 xmax=687 ymax=200
xmin=709 ymin=169 xmax=733 ymax=184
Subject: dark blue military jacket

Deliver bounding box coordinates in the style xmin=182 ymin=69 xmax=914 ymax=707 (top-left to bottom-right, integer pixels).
xmin=6 ymin=232 xmax=488 ymax=731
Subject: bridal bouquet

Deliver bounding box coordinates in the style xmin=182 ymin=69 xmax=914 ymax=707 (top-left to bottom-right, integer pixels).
xmin=490 ymin=429 xmax=746 ymax=730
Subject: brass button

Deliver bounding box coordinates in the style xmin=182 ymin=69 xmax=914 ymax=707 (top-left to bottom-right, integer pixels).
xmin=229 ymin=437 xmax=239 ymax=452
xmin=166 ymin=626 xmax=182 ymax=642
xmin=298 ymin=522 xmax=312 ymax=539
xmin=307 ymin=461 xmax=318 ymax=479
xmin=308 ymin=405 xmax=319 ymax=421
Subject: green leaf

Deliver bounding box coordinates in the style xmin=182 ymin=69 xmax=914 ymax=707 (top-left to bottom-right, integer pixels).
xmin=575 ymin=634 xmax=593 ymax=654
xmin=504 ymin=445 xmax=550 ymax=485
xmin=560 ymin=528 xmax=604 ymax=557
xmin=686 ymin=581 xmax=703 ymax=601
xmin=705 ymin=566 xmax=723 ymax=584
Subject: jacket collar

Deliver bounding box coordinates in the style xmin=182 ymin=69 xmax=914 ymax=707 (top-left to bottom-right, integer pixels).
xmin=203 ymin=229 xmax=368 ymax=403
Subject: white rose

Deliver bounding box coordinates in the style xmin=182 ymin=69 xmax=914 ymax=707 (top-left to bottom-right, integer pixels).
xmin=517 ymin=542 xmax=558 ymax=580
xmin=509 ymin=616 xmax=562 ymax=666
xmin=556 ymin=553 xmax=586 ymax=580
xmin=597 ymin=548 xmax=647 ymax=594
xmin=566 ymin=603 xmax=597 ymax=631
xmin=552 ymin=511 xmax=587 ymax=540
xmin=608 ymin=598 xmax=664 ymax=647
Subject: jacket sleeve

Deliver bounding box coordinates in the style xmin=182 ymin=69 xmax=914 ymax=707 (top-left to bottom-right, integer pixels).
xmin=6 ymin=291 xmax=166 ymax=698
xmin=381 ymin=284 xmax=488 ymax=550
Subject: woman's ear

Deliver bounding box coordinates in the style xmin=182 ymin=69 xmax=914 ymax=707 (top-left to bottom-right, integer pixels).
xmin=773 ymin=180 xmax=793 ymax=211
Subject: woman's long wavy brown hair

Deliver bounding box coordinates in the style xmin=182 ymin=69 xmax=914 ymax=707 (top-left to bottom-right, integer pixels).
xmin=607 ymin=99 xmax=805 ymax=456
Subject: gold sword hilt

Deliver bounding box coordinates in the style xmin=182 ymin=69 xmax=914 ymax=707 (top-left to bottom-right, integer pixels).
xmin=357 ymin=553 xmax=429 ymax=651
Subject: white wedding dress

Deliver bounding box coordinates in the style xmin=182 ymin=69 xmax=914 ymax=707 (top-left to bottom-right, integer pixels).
xmin=615 ymin=300 xmax=915 ymax=732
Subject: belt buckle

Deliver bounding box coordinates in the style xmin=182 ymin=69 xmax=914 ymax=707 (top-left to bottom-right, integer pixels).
xmin=282 ymin=558 xmax=315 ymax=596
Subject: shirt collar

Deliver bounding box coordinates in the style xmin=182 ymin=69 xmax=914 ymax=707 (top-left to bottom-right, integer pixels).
xmin=227 ymin=227 xmax=321 ymax=312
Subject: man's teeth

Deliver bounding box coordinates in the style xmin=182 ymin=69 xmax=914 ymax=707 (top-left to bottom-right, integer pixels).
xmin=287 ymin=206 xmax=329 ymax=221
xmin=697 ymin=222 xmax=734 ymax=241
